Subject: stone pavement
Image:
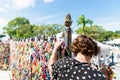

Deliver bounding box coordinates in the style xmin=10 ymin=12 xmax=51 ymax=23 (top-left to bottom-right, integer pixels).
xmin=110 ymin=62 xmax=120 ymax=80
xmin=116 ymin=63 xmax=120 ymax=67
xmin=0 ymin=70 xmax=12 ymax=80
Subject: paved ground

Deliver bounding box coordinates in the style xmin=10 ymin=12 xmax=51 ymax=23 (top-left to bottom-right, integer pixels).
xmin=0 ymin=70 xmax=12 ymax=80
xmin=111 ymin=62 xmax=120 ymax=80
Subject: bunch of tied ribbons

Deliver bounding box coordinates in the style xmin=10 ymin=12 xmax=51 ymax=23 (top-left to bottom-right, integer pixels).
xmin=0 ymin=42 xmax=10 ymax=69
xmin=10 ymin=40 xmax=52 ymax=80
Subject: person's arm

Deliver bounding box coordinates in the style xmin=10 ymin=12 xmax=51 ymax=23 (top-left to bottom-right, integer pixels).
xmin=48 ymin=41 xmax=63 ymax=79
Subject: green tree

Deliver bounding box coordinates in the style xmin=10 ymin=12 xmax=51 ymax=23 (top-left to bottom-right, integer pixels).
xmin=33 ymin=24 xmax=65 ymax=36
xmin=87 ymin=25 xmax=106 ymax=41
xmin=46 ymin=24 xmax=65 ymax=36
xmin=75 ymin=25 xmax=107 ymax=42
xmin=3 ymin=17 xmax=30 ymax=39
xmin=33 ymin=24 xmax=46 ymax=36
xmin=16 ymin=24 xmax=34 ymax=39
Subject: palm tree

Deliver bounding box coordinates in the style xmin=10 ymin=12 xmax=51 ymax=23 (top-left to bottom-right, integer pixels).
xmin=77 ymin=15 xmax=93 ymax=34
xmin=87 ymin=19 xmax=93 ymax=26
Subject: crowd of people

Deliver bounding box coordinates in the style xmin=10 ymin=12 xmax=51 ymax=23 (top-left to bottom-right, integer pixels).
xmin=0 ymin=34 xmax=116 ymax=80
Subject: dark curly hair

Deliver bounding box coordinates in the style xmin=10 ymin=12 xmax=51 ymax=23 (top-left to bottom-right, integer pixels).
xmin=70 ymin=35 xmax=100 ymax=57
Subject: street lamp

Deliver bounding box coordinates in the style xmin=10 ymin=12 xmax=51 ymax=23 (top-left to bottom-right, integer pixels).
xmin=64 ymin=13 xmax=72 ymax=57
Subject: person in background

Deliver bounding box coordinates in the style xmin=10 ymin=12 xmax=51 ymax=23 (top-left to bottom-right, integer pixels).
xmin=104 ymin=54 xmax=110 ymax=66
xmin=99 ymin=55 xmax=104 ymax=68
xmin=111 ymin=53 xmax=114 ymax=64
xmin=48 ymin=34 xmax=106 ymax=80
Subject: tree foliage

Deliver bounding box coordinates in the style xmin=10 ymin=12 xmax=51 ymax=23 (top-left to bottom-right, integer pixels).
xmin=3 ymin=16 xmax=120 ymax=41
xmin=75 ymin=25 xmax=120 ymax=42
xmin=46 ymin=24 xmax=65 ymax=36
xmin=76 ymin=14 xmax=120 ymax=42
xmin=3 ymin=17 xmax=65 ymax=39
xmin=16 ymin=24 xmax=34 ymax=38
xmin=33 ymin=24 xmax=65 ymax=36
xmin=3 ymin=17 xmax=30 ymax=38
xmin=32 ymin=24 xmax=46 ymax=36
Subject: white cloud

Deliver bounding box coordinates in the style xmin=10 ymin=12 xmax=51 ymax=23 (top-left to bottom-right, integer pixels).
xmin=35 ymin=13 xmax=63 ymax=22
xmin=43 ymin=0 xmax=54 ymax=3
xmin=4 ymin=4 xmax=10 ymax=8
xmin=12 ymin=0 xmax=36 ymax=10
xmin=35 ymin=15 xmax=58 ymax=21
xmin=0 ymin=18 xmax=8 ymax=26
xmin=0 ymin=7 xmax=6 ymax=12
xmin=95 ymin=17 xmax=113 ymax=22
xmin=0 ymin=18 xmax=8 ymax=34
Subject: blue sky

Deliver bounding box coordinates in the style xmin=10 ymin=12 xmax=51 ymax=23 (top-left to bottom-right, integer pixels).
xmin=0 ymin=0 xmax=120 ymax=35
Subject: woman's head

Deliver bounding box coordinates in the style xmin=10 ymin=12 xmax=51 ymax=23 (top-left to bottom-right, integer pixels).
xmin=70 ymin=34 xmax=100 ymax=58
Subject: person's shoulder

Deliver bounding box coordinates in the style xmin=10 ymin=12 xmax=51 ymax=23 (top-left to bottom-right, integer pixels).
xmin=52 ymin=57 xmax=72 ymax=69
xmin=59 ymin=57 xmax=71 ymax=62
xmin=56 ymin=57 xmax=72 ymax=65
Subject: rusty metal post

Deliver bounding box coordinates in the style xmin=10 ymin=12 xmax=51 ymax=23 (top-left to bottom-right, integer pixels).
xmin=64 ymin=13 xmax=72 ymax=57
